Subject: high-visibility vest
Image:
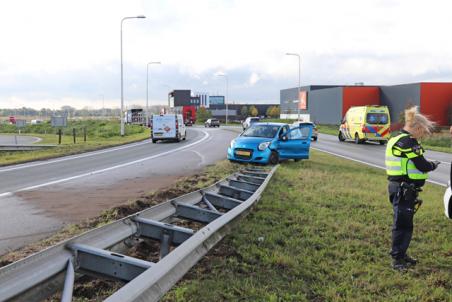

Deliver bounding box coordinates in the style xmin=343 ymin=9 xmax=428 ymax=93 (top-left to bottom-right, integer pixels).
xmin=385 ymin=133 xmax=428 ymax=180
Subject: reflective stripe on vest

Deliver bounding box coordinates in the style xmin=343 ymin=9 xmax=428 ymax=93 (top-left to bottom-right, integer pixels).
xmin=385 ymin=133 xmax=428 ymax=180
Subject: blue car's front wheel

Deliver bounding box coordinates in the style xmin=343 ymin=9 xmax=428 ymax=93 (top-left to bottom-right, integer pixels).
xmin=269 ymin=151 xmax=279 ymax=165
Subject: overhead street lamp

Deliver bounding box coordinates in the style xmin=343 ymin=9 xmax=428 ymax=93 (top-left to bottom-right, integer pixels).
xmin=146 ymin=61 xmax=161 ymax=121
xmin=286 ymin=52 xmax=301 ymax=121
xmin=120 ymin=15 xmax=146 ymax=136
xmin=216 ymin=73 xmax=228 ymax=124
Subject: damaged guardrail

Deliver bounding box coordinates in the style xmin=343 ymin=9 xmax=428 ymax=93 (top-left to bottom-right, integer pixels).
xmin=0 ymin=165 xmax=277 ymax=302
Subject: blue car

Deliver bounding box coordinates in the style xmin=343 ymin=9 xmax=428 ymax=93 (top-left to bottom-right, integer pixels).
xmin=227 ymin=122 xmax=313 ymax=165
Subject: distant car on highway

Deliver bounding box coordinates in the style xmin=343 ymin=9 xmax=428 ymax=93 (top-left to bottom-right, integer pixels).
xmin=242 ymin=117 xmax=260 ymax=130
xmin=150 ymin=114 xmax=186 ymax=143
xmin=228 ymin=122 xmax=313 ymax=165
xmin=31 ymin=119 xmax=43 ymax=125
xmin=205 ymin=118 xmax=220 ymax=128
xmin=9 ymin=116 xmax=16 ymax=124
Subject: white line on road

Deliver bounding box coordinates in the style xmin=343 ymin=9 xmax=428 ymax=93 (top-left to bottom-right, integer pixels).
xmin=311 ymin=146 xmax=447 ymax=187
xmin=0 ymin=139 xmax=152 ymax=173
xmin=1 ymin=130 xmax=210 ymax=195
xmin=188 ymin=149 xmax=206 ymax=167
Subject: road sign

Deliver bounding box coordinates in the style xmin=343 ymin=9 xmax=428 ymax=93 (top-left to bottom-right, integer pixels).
xmin=15 ymin=120 xmax=26 ymax=128
xmin=51 ymin=116 xmax=67 ymax=127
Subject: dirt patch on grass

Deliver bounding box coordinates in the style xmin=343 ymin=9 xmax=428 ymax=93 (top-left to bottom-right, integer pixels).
xmin=0 ymin=160 xmax=240 ymax=301
xmin=0 ymin=162 xmax=238 ymax=267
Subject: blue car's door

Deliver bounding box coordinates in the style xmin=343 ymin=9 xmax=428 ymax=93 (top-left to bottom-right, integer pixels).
xmin=277 ymin=124 xmax=313 ymax=159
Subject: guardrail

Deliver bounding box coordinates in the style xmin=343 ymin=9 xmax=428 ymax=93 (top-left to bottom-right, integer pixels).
xmin=0 ymin=165 xmax=277 ymax=302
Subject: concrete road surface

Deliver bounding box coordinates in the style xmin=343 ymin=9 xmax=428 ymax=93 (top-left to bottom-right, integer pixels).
xmin=312 ymin=133 xmax=451 ymax=187
xmin=0 ymin=135 xmax=41 ymax=145
xmin=0 ymin=127 xmax=237 ymax=255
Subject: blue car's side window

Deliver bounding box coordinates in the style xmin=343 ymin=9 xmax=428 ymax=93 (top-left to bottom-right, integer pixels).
xmin=288 ymin=127 xmax=311 ymax=140
xmin=289 ymin=128 xmax=302 ymax=140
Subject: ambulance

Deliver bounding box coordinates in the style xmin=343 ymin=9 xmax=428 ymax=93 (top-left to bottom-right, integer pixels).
xmin=338 ymin=105 xmax=391 ymax=144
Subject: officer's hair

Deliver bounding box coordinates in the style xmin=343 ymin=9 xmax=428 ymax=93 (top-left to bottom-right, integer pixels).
xmin=405 ymin=106 xmax=435 ymax=134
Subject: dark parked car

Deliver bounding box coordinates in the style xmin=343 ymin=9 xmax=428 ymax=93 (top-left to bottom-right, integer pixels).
xmin=205 ymin=118 xmax=220 ymax=128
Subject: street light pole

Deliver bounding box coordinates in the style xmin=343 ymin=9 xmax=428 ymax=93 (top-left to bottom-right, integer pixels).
xmin=146 ymin=61 xmax=161 ymax=121
xmin=286 ymin=53 xmax=301 ymax=121
xmin=217 ymin=74 xmax=228 ymax=124
xmin=120 ymin=15 xmax=146 ymax=136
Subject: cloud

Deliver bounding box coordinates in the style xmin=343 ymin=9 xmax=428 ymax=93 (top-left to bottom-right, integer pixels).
xmin=1 ymin=0 xmax=452 ymax=109
xmin=248 ymin=73 xmax=260 ymax=86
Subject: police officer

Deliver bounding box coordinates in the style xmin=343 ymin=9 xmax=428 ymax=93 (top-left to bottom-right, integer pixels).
xmin=385 ymin=106 xmax=440 ymax=271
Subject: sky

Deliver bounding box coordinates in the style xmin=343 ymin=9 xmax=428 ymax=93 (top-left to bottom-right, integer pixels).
xmin=1 ymin=0 xmax=452 ymax=109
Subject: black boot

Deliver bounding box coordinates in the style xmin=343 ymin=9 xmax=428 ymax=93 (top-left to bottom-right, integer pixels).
xmin=392 ymin=258 xmax=408 ymax=271
xmin=403 ymin=255 xmax=417 ymax=266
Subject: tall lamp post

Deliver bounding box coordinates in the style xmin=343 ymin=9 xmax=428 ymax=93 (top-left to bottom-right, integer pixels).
xmin=286 ymin=52 xmax=301 ymax=121
xmin=217 ymin=73 xmax=228 ymax=124
xmin=146 ymin=61 xmax=161 ymax=121
xmin=120 ymin=15 xmax=146 ymax=136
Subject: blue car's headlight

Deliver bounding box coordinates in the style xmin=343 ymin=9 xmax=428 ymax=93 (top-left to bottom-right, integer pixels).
xmin=230 ymin=139 xmax=235 ymax=148
xmin=258 ymin=141 xmax=271 ymax=151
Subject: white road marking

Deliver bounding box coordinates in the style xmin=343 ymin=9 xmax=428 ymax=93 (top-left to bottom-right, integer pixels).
xmin=1 ymin=130 xmax=210 ymax=194
xmin=0 ymin=139 xmax=152 ymax=173
xmin=188 ymin=149 xmax=206 ymax=167
xmin=311 ymin=146 xmax=447 ymax=187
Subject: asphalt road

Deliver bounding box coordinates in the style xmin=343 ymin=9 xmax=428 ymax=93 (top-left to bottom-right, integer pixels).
xmin=312 ymin=133 xmax=451 ymax=187
xmin=0 ymin=135 xmax=41 ymax=145
xmin=0 ymin=127 xmax=237 ymax=255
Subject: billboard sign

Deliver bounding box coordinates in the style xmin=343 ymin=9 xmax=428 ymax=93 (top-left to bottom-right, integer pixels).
xmin=209 ymin=95 xmax=225 ymax=105
xmin=299 ymin=91 xmax=307 ymax=110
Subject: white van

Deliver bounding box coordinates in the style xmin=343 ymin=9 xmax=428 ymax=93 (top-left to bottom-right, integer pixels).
xmin=150 ymin=114 xmax=187 ymax=143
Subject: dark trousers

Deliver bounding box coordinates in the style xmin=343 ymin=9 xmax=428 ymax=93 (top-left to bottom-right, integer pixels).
xmin=388 ymin=181 xmax=416 ymax=259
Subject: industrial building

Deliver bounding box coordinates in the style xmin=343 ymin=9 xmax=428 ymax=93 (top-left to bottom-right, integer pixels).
xmin=280 ymin=82 xmax=452 ymax=126
xmin=169 ymin=89 xmax=279 ymax=122
xmin=168 ymin=90 xmax=225 ymax=108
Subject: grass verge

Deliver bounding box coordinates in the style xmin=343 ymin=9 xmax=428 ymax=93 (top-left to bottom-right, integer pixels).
xmin=0 ymin=120 xmax=150 ymax=166
xmin=162 ymin=151 xmax=451 ymax=302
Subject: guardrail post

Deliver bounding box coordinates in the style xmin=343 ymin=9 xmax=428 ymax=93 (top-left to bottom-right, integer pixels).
xmin=61 ymin=259 xmax=75 ymax=302
xmin=84 ymin=127 xmax=87 ymax=142
xmin=160 ymin=233 xmax=171 ymax=259
xmin=73 ymin=128 xmax=76 ymax=144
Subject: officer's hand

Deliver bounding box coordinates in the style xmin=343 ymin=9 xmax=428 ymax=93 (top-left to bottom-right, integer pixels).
xmin=432 ymin=160 xmax=441 ymax=169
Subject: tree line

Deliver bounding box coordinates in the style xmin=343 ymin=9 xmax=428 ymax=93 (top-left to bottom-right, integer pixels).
xmin=0 ymin=105 xmax=166 ymax=118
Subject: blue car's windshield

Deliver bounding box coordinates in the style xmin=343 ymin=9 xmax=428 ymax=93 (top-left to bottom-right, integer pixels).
xmin=242 ymin=125 xmax=280 ymax=138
